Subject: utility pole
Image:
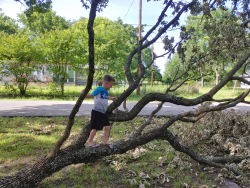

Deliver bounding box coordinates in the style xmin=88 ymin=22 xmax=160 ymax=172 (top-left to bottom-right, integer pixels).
xmin=137 ymin=0 xmax=142 ymax=95
xmin=151 ymin=44 xmax=154 ymax=87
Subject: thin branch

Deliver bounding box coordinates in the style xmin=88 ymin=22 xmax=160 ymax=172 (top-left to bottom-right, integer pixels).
xmin=231 ymin=76 xmax=250 ymax=85
xmin=124 ymin=1 xmax=196 ymax=86
xmin=168 ymin=78 xmax=189 ymax=92
xmin=210 ymin=155 xmax=249 ymax=163
xmin=166 ymin=66 xmax=181 ymax=93
xmin=180 ymin=112 xmax=207 ymax=122
xmin=137 ymin=102 xmax=164 ymax=134
xmin=142 ymin=1 xmax=196 ymax=46
xmin=154 ymin=39 xmax=184 ymax=60
xmin=142 ymin=0 xmax=173 ymax=43
xmin=123 ymin=99 xmax=137 ymax=133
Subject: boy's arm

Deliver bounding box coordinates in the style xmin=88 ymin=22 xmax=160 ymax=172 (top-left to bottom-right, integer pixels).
xmin=80 ymin=89 xmax=93 ymax=98
xmin=86 ymin=94 xmax=93 ymax=98
xmin=108 ymin=96 xmax=116 ymax=101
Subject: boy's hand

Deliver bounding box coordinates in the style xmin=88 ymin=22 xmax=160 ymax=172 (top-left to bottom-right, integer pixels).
xmin=110 ymin=97 xmax=116 ymax=101
xmin=80 ymin=89 xmax=85 ymax=95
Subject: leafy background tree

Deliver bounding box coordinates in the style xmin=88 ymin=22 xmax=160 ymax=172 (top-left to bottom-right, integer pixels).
xmin=18 ymin=8 xmax=71 ymax=34
xmin=175 ymin=8 xmax=250 ymax=88
xmin=39 ymin=28 xmax=85 ymax=96
xmin=141 ymin=47 xmax=162 ymax=83
xmin=0 ymin=29 xmax=42 ymax=95
xmin=73 ymin=17 xmax=139 ymax=84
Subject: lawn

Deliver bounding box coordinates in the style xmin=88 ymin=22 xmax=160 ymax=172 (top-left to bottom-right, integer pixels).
xmin=0 ymin=83 xmax=249 ymax=102
xmin=0 ymin=115 xmax=249 ymax=187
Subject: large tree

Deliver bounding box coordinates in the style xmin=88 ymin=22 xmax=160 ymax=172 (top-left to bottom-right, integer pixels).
xmin=39 ymin=28 xmax=85 ymax=96
xmin=1 ymin=0 xmax=250 ymax=187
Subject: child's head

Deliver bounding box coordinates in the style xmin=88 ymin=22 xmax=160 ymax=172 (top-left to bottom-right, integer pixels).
xmin=102 ymin=74 xmax=115 ymax=90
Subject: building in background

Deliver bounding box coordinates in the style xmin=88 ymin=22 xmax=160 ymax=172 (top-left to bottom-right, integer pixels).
xmin=0 ymin=64 xmax=108 ymax=86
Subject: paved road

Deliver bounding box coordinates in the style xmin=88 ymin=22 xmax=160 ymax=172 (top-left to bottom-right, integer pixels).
xmin=0 ymin=100 xmax=249 ymax=117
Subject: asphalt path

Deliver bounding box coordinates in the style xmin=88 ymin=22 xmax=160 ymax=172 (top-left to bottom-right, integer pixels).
xmin=0 ymin=100 xmax=249 ymax=117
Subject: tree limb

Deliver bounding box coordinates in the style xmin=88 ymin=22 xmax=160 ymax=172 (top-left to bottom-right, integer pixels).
xmin=163 ymin=129 xmax=244 ymax=176
xmin=231 ymin=76 xmax=250 ymax=85
xmin=46 ymin=0 xmax=100 ymax=159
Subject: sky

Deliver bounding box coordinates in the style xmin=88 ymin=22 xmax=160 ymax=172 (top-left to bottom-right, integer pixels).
xmin=0 ymin=0 xmax=189 ymax=74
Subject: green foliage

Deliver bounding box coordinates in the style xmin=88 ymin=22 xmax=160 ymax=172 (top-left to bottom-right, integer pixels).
xmin=14 ymin=0 xmax=52 ymax=24
xmin=80 ymin=0 xmax=109 ymax=12
xmin=73 ymin=17 xmax=138 ymax=84
xmin=39 ymin=28 xmax=85 ymax=96
xmin=0 ymin=8 xmax=18 ymax=34
xmin=141 ymin=47 xmax=162 ymax=82
xmin=48 ymin=82 xmax=60 ymax=95
xmin=0 ymin=29 xmax=42 ymax=95
xmin=3 ymin=82 xmax=17 ymax=94
xmin=163 ymin=8 xmax=250 ymax=88
xmin=179 ymin=8 xmax=249 ymax=85
xmin=163 ymin=53 xmax=183 ymax=81
xmin=18 ymin=9 xmax=71 ymax=34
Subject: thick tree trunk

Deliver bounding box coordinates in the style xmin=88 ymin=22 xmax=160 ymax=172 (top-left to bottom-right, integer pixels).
xmin=0 ymin=126 xmax=168 ymax=188
xmin=60 ymin=81 xmax=64 ymax=96
xmin=19 ymin=89 xmax=25 ymax=96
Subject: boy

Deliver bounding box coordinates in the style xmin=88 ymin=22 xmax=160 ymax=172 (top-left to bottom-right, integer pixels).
xmin=81 ymin=74 xmax=116 ymax=149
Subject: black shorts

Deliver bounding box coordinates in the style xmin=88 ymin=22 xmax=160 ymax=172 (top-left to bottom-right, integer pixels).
xmin=90 ymin=110 xmax=110 ymax=130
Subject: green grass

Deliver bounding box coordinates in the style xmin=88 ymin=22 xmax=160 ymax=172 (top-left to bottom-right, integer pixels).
xmin=1 ymin=83 xmax=249 ymax=101
xmin=1 ymin=116 xmax=248 ymax=187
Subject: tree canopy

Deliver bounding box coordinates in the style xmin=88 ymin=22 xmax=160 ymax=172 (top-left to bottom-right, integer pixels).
xmin=18 ymin=9 xmax=71 ymax=34
xmin=39 ymin=28 xmax=85 ymax=95
xmin=0 ymin=8 xmax=18 ymax=34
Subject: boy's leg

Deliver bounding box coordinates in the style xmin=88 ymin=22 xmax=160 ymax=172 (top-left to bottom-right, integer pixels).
xmin=87 ymin=129 xmax=97 ymax=145
xmin=103 ymin=125 xmax=111 ymax=145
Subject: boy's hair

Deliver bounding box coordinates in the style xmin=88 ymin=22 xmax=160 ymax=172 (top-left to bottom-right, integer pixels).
xmin=103 ymin=74 xmax=115 ymax=82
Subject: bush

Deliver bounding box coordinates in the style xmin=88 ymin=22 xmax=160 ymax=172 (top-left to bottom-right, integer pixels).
xmin=48 ymin=82 xmax=60 ymax=95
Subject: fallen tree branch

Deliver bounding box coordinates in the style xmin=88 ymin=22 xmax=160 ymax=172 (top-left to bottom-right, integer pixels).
xmin=163 ymin=129 xmax=244 ymax=176
xmin=210 ymin=155 xmax=250 ymax=163
xmin=180 ymin=112 xmax=208 ymax=122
